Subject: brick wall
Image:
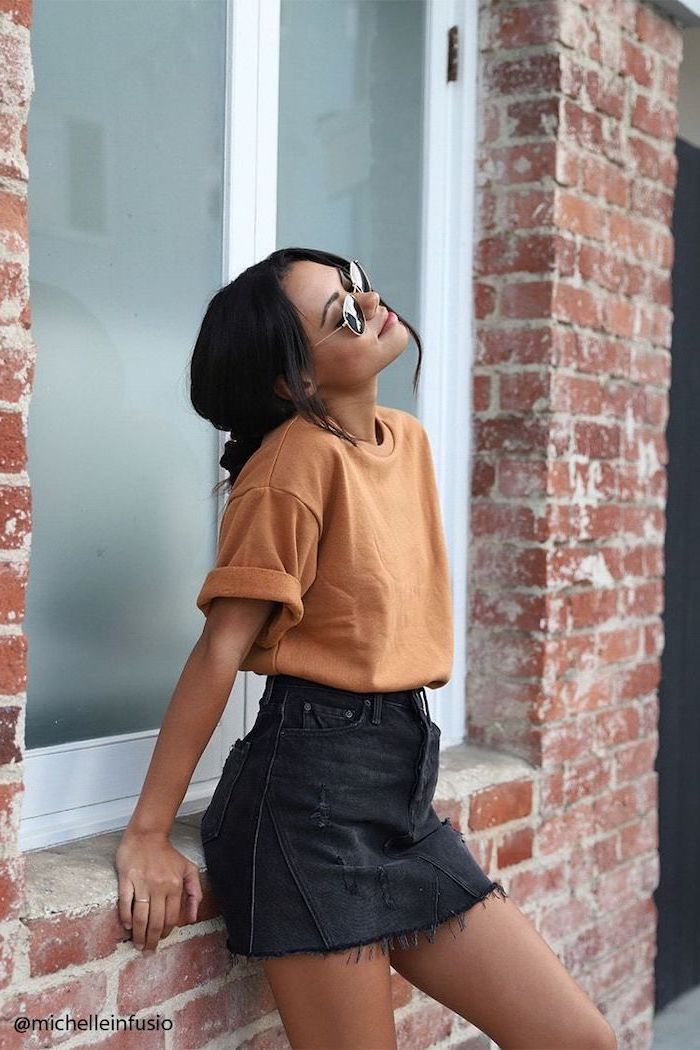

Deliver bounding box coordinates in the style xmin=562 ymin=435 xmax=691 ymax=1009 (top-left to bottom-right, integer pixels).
xmin=0 ymin=0 xmax=33 ymax=1011
xmin=471 ymin=0 xmax=682 ymax=1043
xmin=0 ymin=0 xmax=685 ymax=1047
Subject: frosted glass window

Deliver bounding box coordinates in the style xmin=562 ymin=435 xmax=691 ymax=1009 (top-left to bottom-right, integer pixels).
xmin=25 ymin=0 xmax=227 ymax=748
xmin=277 ymin=0 xmax=426 ymax=415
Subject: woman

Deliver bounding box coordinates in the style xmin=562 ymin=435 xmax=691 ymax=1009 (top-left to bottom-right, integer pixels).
xmin=115 ymin=249 xmax=616 ymax=1050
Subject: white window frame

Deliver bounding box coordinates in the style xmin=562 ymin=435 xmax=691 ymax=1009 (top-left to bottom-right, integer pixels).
xmin=20 ymin=0 xmax=478 ymax=851
xmin=418 ymin=0 xmax=479 ymax=746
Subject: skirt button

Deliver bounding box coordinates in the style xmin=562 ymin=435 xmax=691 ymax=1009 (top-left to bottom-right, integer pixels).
xmin=303 ymin=702 xmax=312 ymax=711
xmin=345 ymin=709 xmax=353 ymax=718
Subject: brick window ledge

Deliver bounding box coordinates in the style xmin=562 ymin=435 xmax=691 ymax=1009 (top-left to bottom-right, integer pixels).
xmin=19 ymin=743 xmax=534 ymax=978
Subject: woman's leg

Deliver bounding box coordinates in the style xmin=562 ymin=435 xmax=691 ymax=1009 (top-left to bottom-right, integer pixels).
xmin=389 ymin=895 xmax=617 ymax=1050
xmin=263 ymin=941 xmax=397 ymax=1050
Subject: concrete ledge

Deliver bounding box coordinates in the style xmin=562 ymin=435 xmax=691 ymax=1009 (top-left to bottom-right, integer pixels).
xmin=21 ymin=741 xmax=534 ymax=922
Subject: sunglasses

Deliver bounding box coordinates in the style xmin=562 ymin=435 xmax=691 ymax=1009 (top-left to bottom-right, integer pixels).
xmin=311 ymin=259 xmax=375 ymax=347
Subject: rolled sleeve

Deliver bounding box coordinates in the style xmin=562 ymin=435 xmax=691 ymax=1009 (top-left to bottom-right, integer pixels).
xmin=196 ymin=486 xmax=320 ymax=649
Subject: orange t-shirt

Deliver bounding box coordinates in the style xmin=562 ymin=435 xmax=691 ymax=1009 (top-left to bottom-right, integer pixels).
xmin=196 ymin=406 xmax=453 ymax=691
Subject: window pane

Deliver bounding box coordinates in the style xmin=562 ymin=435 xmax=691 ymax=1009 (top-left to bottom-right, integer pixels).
xmin=26 ymin=0 xmax=227 ymax=747
xmin=277 ymin=0 xmax=426 ymax=414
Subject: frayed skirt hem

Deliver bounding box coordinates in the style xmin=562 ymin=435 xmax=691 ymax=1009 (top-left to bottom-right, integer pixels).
xmin=226 ymin=880 xmax=509 ymax=966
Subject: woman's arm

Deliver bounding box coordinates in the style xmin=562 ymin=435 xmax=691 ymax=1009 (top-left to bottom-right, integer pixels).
xmin=115 ymin=596 xmax=276 ymax=952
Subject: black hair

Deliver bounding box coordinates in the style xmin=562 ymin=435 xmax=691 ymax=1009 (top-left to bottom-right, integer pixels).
xmin=189 ymin=247 xmax=423 ymax=494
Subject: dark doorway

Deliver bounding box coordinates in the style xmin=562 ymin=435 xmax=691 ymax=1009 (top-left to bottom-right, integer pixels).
xmin=655 ymin=136 xmax=700 ymax=1011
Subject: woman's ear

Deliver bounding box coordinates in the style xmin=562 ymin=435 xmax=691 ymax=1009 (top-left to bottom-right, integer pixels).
xmin=274 ymin=374 xmax=316 ymax=401
xmin=273 ymin=374 xmax=291 ymax=401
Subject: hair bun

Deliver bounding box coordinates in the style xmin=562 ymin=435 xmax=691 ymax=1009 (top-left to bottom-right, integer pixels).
xmin=219 ymin=432 xmax=263 ymax=475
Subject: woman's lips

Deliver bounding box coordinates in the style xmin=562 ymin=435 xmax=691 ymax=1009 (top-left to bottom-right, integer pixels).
xmin=379 ymin=310 xmax=398 ymax=335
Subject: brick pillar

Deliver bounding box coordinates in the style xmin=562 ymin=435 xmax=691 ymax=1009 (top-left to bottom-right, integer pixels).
xmin=470 ymin=4 xmax=681 ymax=1035
xmin=0 ymin=0 xmax=33 ymax=994
xmin=471 ymin=0 xmax=680 ymax=770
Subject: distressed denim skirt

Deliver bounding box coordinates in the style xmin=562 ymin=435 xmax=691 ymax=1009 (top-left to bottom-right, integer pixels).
xmin=200 ymin=673 xmax=508 ymax=964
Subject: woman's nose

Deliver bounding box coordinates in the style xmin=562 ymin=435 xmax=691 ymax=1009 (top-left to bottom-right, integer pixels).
xmin=361 ymin=290 xmax=380 ymax=315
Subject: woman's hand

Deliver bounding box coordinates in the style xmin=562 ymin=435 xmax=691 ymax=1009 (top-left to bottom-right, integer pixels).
xmin=115 ymin=828 xmax=203 ymax=952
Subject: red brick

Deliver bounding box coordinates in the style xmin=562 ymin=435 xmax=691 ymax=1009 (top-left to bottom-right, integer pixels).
xmin=507 ymin=97 xmax=559 ymax=138
xmin=631 ymin=93 xmax=677 ymax=141
xmin=0 ymin=411 xmax=25 ymax=473
xmin=26 ymin=907 xmax=129 ymax=977
xmin=499 ymin=370 xmax=550 ymax=411
xmin=660 ymin=59 xmax=679 ymax=103
xmin=595 ymin=705 xmax=642 ymax=748
xmin=496 ymin=826 xmax=534 ymax=868
xmin=505 ymin=860 xmax=567 ymax=903
xmin=472 ymin=373 xmax=491 ymax=412
xmin=621 ymin=39 xmax=655 ymax=87
xmin=117 ymin=932 xmax=231 ymax=1014
xmin=395 ymin=1001 xmax=453 ymax=1050
xmin=0 ymin=1 xmax=32 ymax=29
xmin=1 ymin=973 xmax=107 ymax=1049
xmin=561 ymin=99 xmax=605 ymax=152
xmin=497 ymin=458 xmax=548 ymax=498
xmin=0 ymin=111 xmax=27 ymax=180
xmin=0 ymin=702 xmax=22 ymax=763
xmin=476 ymin=232 xmax=557 ymax=275
xmin=0 ymin=191 xmax=27 ymax=254
xmin=474 ymin=281 xmax=496 ymax=319
xmin=483 ymin=2 xmax=560 ymax=49
xmin=171 ymin=971 xmax=277 ymax=1049
xmin=536 ymin=797 xmax=596 ymax=853
xmin=469 ymin=779 xmax=533 ymax=831
xmin=484 ymin=142 xmax=557 ymax=184
xmin=503 ymin=188 xmax=554 ymax=228
xmin=552 ymin=281 xmax=601 ymax=328
xmin=635 ymin=6 xmax=683 ymax=64
xmin=485 ymin=52 xmax=561 ymax=96
xmin=0 ymin=856 xmax=24 ymax=922
xmin=470 ymin=457 xmax=495 ymax=498
xmin=471 ymin=588 xmax=547 ymax=633
xmin=0 ymin=261 xmax=28 ymax=324
xmin=0 ymin=29 xmax=33 ymax=107
xmin=564 ymin=756 xmax=613 ymax=806
xmin=501 ymin=279 xmax=553 ymax=319
xmin=476 ymin=325 xmax=554 ymax=366
xmin=614 ymin=737 xmax=658 ymax=783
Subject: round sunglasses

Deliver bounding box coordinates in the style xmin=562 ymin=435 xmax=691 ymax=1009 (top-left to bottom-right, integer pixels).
xmin=311 ymin=259 xmax=375 ymax=347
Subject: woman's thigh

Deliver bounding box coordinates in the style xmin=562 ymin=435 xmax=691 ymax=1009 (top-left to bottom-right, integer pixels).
xmin=262 ymin=941 xmax=397 ymax=1050
xmin=389 ymin=895 xmax=617 ymax=1050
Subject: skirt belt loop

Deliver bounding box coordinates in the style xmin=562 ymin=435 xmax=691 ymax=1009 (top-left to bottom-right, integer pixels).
xmin=421 ymin=687 xmax=431 ymax=724
xmin=371 ymin=693 xmax=383 ymax=725
xmin=261 ymin=676 xmax=274 ymax=706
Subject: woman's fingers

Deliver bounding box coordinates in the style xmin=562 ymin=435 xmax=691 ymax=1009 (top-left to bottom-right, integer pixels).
xmin=117 ymin=878 xmax=135 ymax=931
xmin=114 ymin=840 xmax=200 ymax=951
xmin=161 ymin=888 xmax=183 ymax=940
xmin=142 ymin=894 xmax=166 ymax=951
xmin=182 ymin=863 xmax=203 ymax=923
xmin=130 ymin=891 xmax=153 ymax=950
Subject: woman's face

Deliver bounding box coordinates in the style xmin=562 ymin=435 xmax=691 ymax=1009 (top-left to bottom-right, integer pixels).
xmin=277 ymin=260 xmax=409 ymax=400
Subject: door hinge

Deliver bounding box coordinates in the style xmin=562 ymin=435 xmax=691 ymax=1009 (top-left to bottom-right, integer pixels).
xmin=447 ymin=25 xmax=459 ymax=83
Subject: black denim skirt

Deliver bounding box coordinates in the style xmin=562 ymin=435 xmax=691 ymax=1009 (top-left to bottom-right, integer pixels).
xmin=200 ymin=673 xmax=508 ymax=964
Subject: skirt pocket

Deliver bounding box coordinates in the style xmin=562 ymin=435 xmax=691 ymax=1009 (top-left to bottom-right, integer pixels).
xmin=282 ymin=690 xmax=371 ymax=735
xmin=302 ymin=697 xmax=366 ymax=731
xmin=200 ymin=738 xmax=252 ymax=845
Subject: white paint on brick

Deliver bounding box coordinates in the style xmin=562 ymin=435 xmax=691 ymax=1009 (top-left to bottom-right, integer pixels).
xmin=576 ymin=552 xmax=615 ymax=588
xmin=570 ymin=457 xmax=605 ymax=501
xmin=637 ymin=432 xmax=662 ymax=483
